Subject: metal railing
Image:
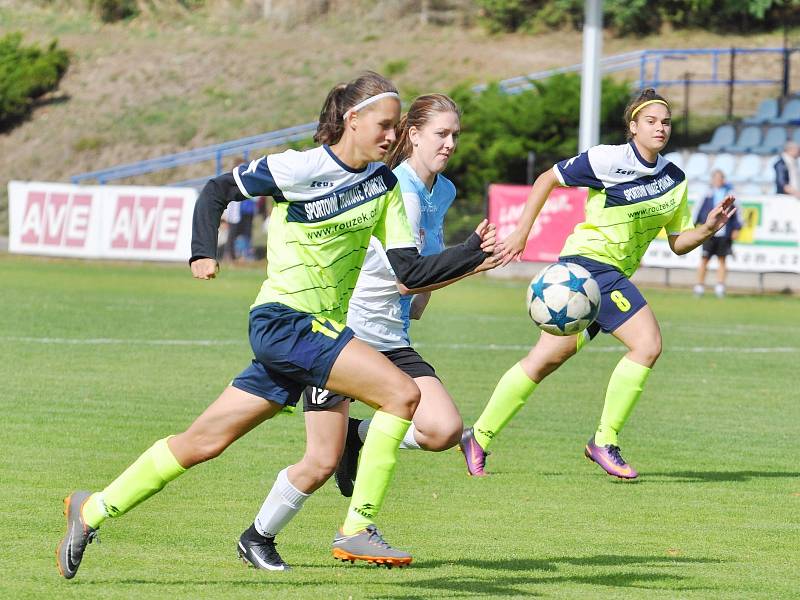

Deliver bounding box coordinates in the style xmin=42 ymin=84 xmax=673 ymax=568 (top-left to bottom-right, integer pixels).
xmin=71 ymin=47 xmax=797 ymax=188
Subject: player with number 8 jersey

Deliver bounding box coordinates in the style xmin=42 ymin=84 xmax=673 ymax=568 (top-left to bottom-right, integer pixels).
xmin=459 ymin=88 xmax=737 ymax=481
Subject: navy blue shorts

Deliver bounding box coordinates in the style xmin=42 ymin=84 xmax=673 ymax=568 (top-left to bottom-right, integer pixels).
xmin=559 ymin=256 xmax=647 ymax=339
xmin=231 ymin=303 xmax=355 ymax=406
xmin=303 ymin=346 xmax=438 ymax=412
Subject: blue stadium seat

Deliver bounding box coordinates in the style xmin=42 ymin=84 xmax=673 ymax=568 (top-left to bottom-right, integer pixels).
xmin=728 ymin=154 xmax=761 ymax=183
xmin=752 ymin=126 xmax=788 ymax=155
xmin=710 ymin=153 xmax=736 ymax=179
xmin=698 ymin=124 xmax=735 ymax=152
xmin=684 ymin=152 xmax=710 ymax=182
xmin=772 ymin=98 xmax=800 ymax=125
xmin=792 ymin=127 xmax=800 ymax=145
xmin=743 ymin=98 xmax=779 ymax=125
xmin=754 ymin=157 xmax=779 ymax=184
xmin=726 ymin=126 xmax=762 ymax=153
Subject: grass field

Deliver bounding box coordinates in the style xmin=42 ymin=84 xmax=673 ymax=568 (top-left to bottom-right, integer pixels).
xmin=2 ymin=254 xmax=799 ymax=599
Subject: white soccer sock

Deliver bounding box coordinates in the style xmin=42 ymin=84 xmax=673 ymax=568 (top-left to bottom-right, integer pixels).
xmin=399 ymin=422 xmax=422 ymax=449
xmin=357 ymin=418 xmax=371 ymax=442
xmin=254 ymin=467 xmax=310 ymax=537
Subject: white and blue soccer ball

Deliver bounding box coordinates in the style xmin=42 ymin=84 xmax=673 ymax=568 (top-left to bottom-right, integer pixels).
xmin=526 ymin=262 xmax=601 ymax=336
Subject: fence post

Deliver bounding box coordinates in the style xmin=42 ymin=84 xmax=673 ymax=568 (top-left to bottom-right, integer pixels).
xmin=727 ymin=47 xmax=736 ymax=120
xmin=526 ymin=151 xmax=536 ymax=185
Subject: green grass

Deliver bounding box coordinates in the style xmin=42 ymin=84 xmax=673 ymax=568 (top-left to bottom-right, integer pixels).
xmin=1 ymin=254 xmax=799 ymax=599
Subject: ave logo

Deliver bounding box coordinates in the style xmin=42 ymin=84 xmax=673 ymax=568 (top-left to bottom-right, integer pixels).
xmin=110 ymin=195 xmax=184 ymax=250
xmin=20 ymin=190 xmax=93 ymax=247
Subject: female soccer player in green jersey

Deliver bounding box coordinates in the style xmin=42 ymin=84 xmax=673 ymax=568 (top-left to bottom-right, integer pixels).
xmin=57 ymin=72 xmax=497 ymax=579
xmin=460 ymin=88 xmax=736 ymax=480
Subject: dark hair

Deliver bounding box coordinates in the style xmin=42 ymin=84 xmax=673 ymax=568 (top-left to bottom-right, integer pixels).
xmin=385 ymin=94 xmax=461 ymax=169
xmin=314 ymin=71 xmax=398 ymax=145
xmin=623 ymin=88 xmax=670 ymax=140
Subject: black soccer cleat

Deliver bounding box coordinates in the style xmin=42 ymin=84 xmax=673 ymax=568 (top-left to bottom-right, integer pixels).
xmin=237 ymin=524 xmax=290 ymax=571
xmin=56 ymin=490 xmax=99 ymax=579
xmin=334 ymin=418 xmax=364 ymax=497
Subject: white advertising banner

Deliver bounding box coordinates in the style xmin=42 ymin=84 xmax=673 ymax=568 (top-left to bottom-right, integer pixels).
xmin=642 ymin=193 xmax=800 ymax=274
xmin=8 ymin=181 xmax=197 ymax=262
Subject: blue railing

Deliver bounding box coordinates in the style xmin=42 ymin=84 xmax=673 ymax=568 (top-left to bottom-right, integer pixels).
xmin=71 ymin=47 xmax=796 ymax=188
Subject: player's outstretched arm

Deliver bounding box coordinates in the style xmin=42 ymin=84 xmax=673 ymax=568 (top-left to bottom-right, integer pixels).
xmin=388 ymin=219 xmax=499 ymax=295
xmin=668 ymin=195 xmax=737 ymax=255
xmin=497 ymin=168 xmax=560 ymax=266
xmin=189 ymin=173 xmax=247 ymax=279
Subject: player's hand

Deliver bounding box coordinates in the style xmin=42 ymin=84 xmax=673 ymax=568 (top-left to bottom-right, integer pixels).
xmin=474 ymin=219 xmax=497 ymax=254
xmin=191 ymin=258 xmax=219 ymax=280
xmin=705 ymin=195 xmax=737 ymax=235
xmin=497 ymin=227 xmax=529 ymax=266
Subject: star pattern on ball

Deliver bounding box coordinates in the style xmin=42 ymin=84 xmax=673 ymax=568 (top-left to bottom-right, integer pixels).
xmin=530 ymin=276 xmax=550 ymax=300
xmin=547 ymin=304 xmax=572 ymax=333
xmin=565 ymin=269 xmax=590 ymax=296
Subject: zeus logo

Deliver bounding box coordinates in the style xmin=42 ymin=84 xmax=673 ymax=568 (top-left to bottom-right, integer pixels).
xmin=615 ymin=168 xmax=635 ymax=175
xmin=310 ymin=180 xmax=333 ymax=188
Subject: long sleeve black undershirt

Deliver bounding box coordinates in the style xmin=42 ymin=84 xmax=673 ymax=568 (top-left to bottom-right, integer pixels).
xmin=190 ymin=173 xmax=245 ymax=263
xmin=386 ymin=233 xmax=487 ymax=290
xmin=190 ymin=172 xmax=489 ymax=284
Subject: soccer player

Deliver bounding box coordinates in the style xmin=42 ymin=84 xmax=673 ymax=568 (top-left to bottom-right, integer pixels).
xmin=57 ymin=72 xmax=498 ymax=579
xmin=240 ymin=96 xmax=469 ymax=563
xmin=460 ymin=88 xmax=736 ymax=479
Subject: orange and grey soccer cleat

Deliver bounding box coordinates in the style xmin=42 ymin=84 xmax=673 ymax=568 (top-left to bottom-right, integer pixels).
xmin=56 ymin=491 xmax=99 ymax=579
xmin=332 ymin=525 xmax=412 ymax=568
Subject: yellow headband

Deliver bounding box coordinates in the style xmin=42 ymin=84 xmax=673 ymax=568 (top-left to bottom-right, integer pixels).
xmin=630 ymin=99 xmax=669 ymax=119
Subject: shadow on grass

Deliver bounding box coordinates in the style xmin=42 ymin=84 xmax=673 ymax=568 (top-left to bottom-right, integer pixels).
xmin=647 ymin=470 xmax=800 ymax=483
xmin=74 ymin=554 xmax=721 ymax=595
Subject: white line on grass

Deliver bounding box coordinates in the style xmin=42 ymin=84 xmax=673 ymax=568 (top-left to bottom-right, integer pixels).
xmin=1 ymin=336 xmax=797 ymax=353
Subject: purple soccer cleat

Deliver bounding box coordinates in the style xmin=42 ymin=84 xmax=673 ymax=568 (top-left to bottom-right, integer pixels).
xmin=584 ymin=436 xmax=638 ymax=479
xmin=459 ymin=428 xmax=489 ymax=477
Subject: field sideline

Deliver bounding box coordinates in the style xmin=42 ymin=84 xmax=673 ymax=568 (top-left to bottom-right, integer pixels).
xmin=2 ymin=255 xmax=799 ymax=599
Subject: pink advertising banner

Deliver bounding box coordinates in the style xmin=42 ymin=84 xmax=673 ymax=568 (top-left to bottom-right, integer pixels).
xmin=487 ymin=183 xmax=586 ymax=262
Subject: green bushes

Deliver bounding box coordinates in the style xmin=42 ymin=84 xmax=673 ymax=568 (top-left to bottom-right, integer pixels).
xmin=476 ymin=0 xmax=800 ymax=35
xmin=0 ymin=33 xmax=70 ymax=129
xmin=443 ymin=73 xmax=631 ymax=241
xmin=89 ymin=0 xmax=139 ymax=22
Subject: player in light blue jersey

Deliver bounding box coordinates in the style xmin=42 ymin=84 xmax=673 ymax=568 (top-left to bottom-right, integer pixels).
xmin=461 ymin=88 xmax=736 ymax=481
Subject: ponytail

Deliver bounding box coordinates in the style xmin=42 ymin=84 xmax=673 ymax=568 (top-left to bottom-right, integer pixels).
xmin=314 ymin=72 xmax=398 ymax=146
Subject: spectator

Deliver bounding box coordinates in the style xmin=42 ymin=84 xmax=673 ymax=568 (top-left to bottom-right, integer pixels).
xmin=693 ymin=169 xmax=742 ymax=298
xmin=775 ymin=141 xmax=800 ymax=198
xmin=222 ymin=156 xmax=255 ymax=261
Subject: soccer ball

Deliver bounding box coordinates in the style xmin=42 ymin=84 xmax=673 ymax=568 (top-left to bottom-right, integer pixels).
xmin=526 ymin=262 xmax=601 ymax=336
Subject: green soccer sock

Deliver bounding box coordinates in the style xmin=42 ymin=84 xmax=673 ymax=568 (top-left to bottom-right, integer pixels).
xmin=81 ymin=437 xmax=187 ymax=529
xmin=342 ymin=411 xmax=410 ymax=535
xmin=473 ymin=363 xmax=537 ymax=450
xmin=594 ymin=356 xmax=652 ymax=447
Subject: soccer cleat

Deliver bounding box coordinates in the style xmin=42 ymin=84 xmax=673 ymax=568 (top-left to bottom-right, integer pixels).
xmin=459 ymin=427 xmax=489 ymax=477
xmin=584 ymin=436 xmax=638 ymax=479
xmin=56 ymin=490 xmax=99 ymax=579
xmin=237 ymin=525 xmax=290 ymax=571
xmin=334 ymin=418 xmax=364 ymax=498
xmin=332 ymin=525 xmax=412 ymax=568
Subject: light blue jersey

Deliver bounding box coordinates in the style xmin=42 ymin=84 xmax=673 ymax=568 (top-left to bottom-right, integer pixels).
xmin=346 ymin=160 xmax=457 ymax=351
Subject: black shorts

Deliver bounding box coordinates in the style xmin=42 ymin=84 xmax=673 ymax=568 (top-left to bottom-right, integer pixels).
xmin=702 ymin=237 xmax=733 ymax=258
xmin=303 ymin=346 xmax=437 ymax=412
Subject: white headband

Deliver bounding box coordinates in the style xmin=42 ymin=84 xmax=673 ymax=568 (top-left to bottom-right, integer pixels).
xmin=343 ymin=92 xmax=400 ymax=120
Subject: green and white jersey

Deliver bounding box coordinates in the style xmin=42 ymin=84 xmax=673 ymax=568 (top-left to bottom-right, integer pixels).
xmin=233 ymin=145 xmax=415 ymax=323
xmin=554 ymin=141 xmax=693 ymax=277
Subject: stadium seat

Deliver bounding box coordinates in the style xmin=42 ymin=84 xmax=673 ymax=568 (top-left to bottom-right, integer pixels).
xmin=683 ymin=152 xmax=710 ymax=181
xmin=772 ymin=98 xmax=800 ymax=125
xmin=698 ymin=124 xmax=735 ymax=152
xmin=728 ymin=153 xmax=761 ymax=183
xmin=743 ymin=98 xmax=779 ymax=125
xmin=710 ymin=153 xmax=736 ymax=178
xmin=663 ymin=151 xmax=684 ymax=169
xmin=751 ymin=126 xmax=788 ymax=155
xmin=726 ymin=126 xmax=762 ymax=153
xmin=792 ymin=127 xmax=800 ymax=145
xmin=753 ymin=156 xmax=779 ymax=184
